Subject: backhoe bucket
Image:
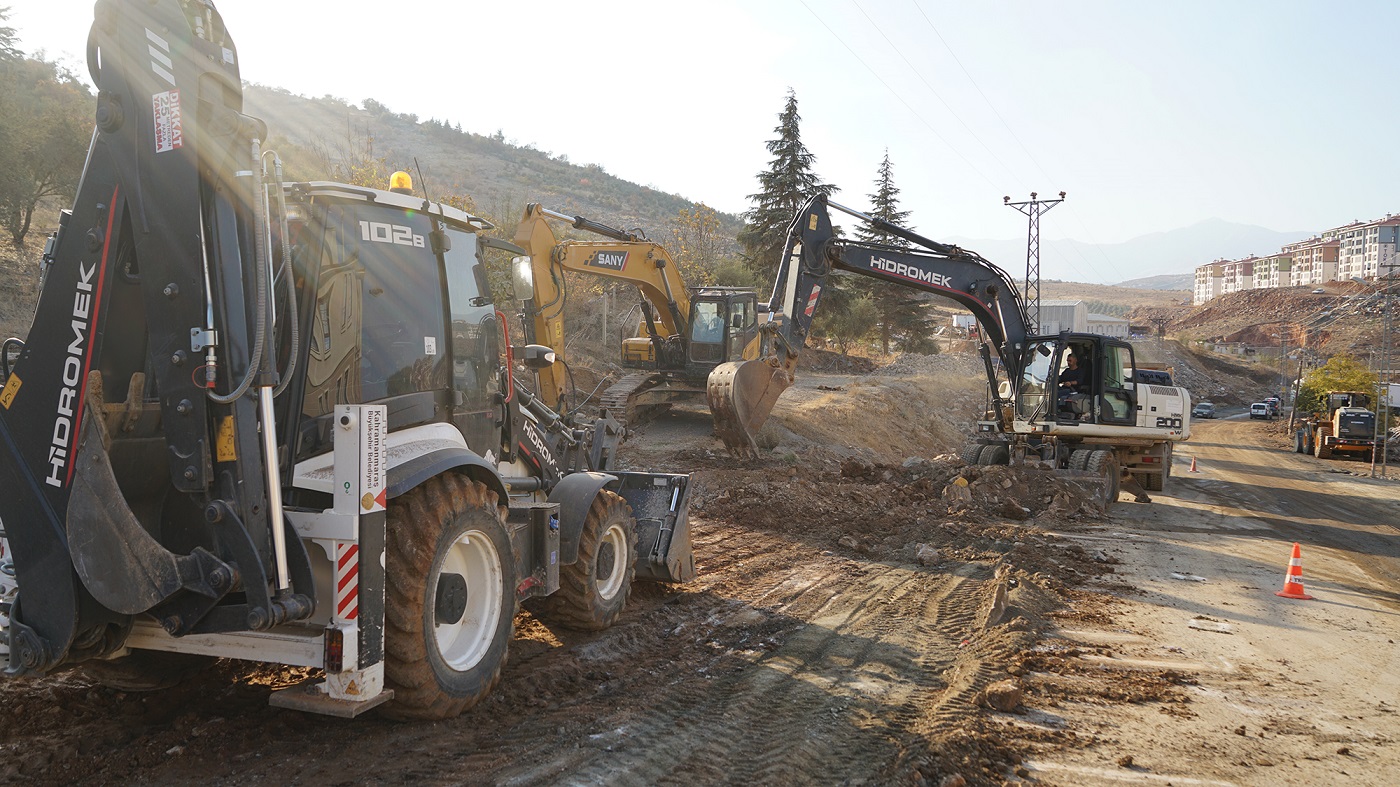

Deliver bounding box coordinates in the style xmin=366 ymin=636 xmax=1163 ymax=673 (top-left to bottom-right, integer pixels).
xmin=614 ymin=472 xmax=694 ymax=583
xmin=706 ymin=360 xmax=793 ymax=458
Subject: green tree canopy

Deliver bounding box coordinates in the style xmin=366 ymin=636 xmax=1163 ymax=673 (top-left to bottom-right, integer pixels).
xmin=1296 ymin=354 xmax=1378 ymax=414
xmin=0 ymin=7 xmax=20 ymax=61
xmin=737 ymin=89 xmax=836 ymax=282
xmin=0 ymin=49 xmax=92 ymax=246
xmin=826 ymin=292 xmax=878 ymax=360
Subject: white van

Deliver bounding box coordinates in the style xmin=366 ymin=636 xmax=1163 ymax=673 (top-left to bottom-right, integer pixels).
xmin=1249 ymin=402 xmax=1271 ymax=420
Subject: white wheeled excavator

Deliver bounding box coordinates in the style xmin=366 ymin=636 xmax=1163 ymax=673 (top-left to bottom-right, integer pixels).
xmin=708 ymin=194 xmax=1192 ymax=500
xmin=0 ymin=0 xmax=693 ymax=720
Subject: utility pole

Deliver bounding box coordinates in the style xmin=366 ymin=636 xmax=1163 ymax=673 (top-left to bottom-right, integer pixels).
xmin=1149 ymin=316 xmax=1171 ymax=345
xmin=1004 ymin=191 xmax=1065 ymax=332
xmin=1373 ymin=254 xmax=1395 ymax=478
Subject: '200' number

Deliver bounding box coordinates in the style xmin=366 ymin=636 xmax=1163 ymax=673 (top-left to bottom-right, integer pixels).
xmin=1155 ymin=416 xmax=1183 ymax=428
xmin=360 ymin=221 xmax=424 ymax=248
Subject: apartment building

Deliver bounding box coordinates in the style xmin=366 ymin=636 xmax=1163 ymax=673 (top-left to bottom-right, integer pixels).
xmin=1253 ymin=253 xmax=1292 ymax=288
xmin=1191 ymin=210 xmax=1394 ymax=303
xmin=1193 ymin=260 xmax=1226 ymax=305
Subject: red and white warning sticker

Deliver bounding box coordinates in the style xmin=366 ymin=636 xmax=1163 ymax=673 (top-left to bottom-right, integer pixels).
xmin=153 ymin=90 xmax=183 ymax=153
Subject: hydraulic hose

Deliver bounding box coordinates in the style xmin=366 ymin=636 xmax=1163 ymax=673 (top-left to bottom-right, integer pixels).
xmin=265 ymin=151 xmax=298 ymax=398
xmin=208 ymin=137 xmax=270 ymax=404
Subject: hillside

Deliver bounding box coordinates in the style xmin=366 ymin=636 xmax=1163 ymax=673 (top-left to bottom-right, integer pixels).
xmin=244 ymin=86 xmax=744 ymax=242
xmin=1130 ymin=284 xmax=1386 ymax=360
xmin=1116 ymin=273 xmax=1193 ymax=290
xmin=1034 ymin=279 xmax=1190 ymax=316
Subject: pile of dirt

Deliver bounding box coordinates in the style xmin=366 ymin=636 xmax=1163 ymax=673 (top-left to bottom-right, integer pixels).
xmin=1133 ymin=339 xmax=1280 ymax=406
xmin=691 ymin=449 xmax=1109 ymax=582
xmin=766 ymin=352 xmax=989 ymax=463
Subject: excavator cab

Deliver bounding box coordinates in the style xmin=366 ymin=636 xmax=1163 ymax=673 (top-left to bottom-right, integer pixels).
xmin=1019 ymin=335 xmax=1139 ymax=427
xmin=686 ymin=288 xmax=759 ymax=369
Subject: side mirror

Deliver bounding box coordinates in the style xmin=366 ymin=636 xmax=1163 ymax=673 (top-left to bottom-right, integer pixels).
xmin=521 ymin=344 xmax=556 ymax=370
xmin=512 ymin=256 xmax=534 ymax=298
xmin=429 ymin=228 xmax=451 ymax=255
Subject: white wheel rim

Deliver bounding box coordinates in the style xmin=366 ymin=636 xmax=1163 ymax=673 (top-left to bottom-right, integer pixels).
xmin=434 ymin=529 xmax=503 ymax=672
xmin=596 ymin=523 xmax=629 ymax=601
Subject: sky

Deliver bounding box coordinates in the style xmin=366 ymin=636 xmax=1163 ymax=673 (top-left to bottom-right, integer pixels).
xmin=12 ymin=0 xmax=1400 ymax=284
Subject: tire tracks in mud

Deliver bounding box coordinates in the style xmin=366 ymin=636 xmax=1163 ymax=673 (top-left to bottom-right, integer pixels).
xmin=487 ymin=519 xmax=1004 ymax=785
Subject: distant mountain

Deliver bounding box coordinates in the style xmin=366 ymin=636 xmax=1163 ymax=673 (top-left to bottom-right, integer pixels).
xmin=1116 ymin=273 xmax=1194 ymax=291
xmin=946 ymin=218 xmax=1310 ymax=285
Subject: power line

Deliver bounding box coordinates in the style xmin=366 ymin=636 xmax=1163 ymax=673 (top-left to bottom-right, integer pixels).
xmin=849 ymin=0 xmax=1027 ymax=192
xmin=908 ymin=0 xmax=1127 ymax=284
xmin=795 ymin=0 xmax=1108 ymax=282
xmin=795 ymin=0 xmax=1002 ymax=193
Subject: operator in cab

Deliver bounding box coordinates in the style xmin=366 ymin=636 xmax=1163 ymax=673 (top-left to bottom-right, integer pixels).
xmin=1058 ymin=352 xmax=1085 ymax=393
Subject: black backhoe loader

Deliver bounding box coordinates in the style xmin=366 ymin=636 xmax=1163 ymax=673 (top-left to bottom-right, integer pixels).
xmin=0 ymin=0 xmax=692 ymax=720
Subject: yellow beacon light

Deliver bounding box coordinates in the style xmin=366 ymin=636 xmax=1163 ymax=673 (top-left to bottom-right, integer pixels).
xmin=389 ymin=171 xmax=413 ymax=194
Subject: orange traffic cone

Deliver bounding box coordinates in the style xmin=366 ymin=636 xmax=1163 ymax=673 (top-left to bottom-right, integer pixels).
xmin=1274 ymin=542 xmax=1313 ymax=600
xmin=1189 ymin=456 xmax=1199 ymax=472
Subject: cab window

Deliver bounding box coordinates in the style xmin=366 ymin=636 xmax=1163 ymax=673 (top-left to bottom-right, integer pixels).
xmin=302 ymin=204 xmax=447 ymax=416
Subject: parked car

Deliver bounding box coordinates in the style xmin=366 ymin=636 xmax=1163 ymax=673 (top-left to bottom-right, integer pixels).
xmin=1311 ymin=288 xmax=1327 ymax=294
xmin=1192 ymin=402 xmax=1216 ymax=419
xmin=1263 ymin=397 xmax=1281 ymax=417
xmin=1249 ymin=402 xmax=1271 ymax=420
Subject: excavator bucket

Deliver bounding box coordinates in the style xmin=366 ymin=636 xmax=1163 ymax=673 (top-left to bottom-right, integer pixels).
xmin=706 ymin=360 xmax=794 ymax=458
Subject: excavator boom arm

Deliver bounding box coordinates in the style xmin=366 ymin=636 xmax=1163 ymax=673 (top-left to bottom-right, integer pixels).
xmin=708 ymin=194 xmax=1030 ymax=456
xmin=512 ymin=204 xmax=692 ymax=408
xmin=773 ymin=195 xmax=1030 ymax=371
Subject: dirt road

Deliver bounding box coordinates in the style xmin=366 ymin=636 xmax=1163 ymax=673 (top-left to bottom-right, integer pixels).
xmin=2 ymin=369 xmax=1396 ymax=786
xmin=1021 ymin=415 xmax=1400 ymax=785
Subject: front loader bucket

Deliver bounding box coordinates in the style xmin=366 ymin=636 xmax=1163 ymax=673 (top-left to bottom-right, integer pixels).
xmin=614 ymin=472 xmax=694 ymax=583
xmin=706 ymin=360 xmax=793 ymax=458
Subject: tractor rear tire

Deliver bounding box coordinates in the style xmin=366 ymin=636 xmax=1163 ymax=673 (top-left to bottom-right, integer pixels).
xmin=1086 ymin=448 xmax=1121 ymax=505
xmin=536 ymin=490 xmax=636 ymax=632
xmin=1314 ymin=430 xmax=1333 ymax=460
xmin=382 ymin=474 xmax=515 ymax=721
xmin=81 ymin=651 xmax=212 ymax=692
xmin=978 ymin=443 xmax=1010 ymax=466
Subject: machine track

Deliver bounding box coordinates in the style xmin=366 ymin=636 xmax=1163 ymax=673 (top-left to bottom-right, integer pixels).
xmin=598 ymin=372 xmax=663 ymax=431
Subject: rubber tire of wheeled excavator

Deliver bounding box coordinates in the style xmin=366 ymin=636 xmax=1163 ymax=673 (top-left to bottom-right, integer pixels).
xmin=979 ymin=443 xmax=1010 ymax=466
xmin=1294 ymin=431 xmax=1305 ymax=454
xmin=535 ymin=490 xmax=636 ymax=632
xmin=960 ymin=442 xmax=987 ymax=465
xmin=81 ymin=651 xmax=213 ymax=692
xmin=382 ymin=474 xmax=515 ymax=721
xmin=1068 ymin=447 xmax=1094 ymax=471
xmin=1144 ymin=443 xmax=1172 ymax=492
xmin=1086 ymin=448 xmax=1121 ymax=505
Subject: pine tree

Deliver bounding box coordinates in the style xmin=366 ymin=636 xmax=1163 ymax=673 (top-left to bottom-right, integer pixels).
xmin=0 ymin=7 xmax=20 ymax=62
xmin=855 ymin=151 xmax=933 ymax=354
xmin=737 ymin=90 xmax=836 ymax=281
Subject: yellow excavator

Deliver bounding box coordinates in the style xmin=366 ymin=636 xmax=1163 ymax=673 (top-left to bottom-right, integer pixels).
xmin=511 ymin=204 xmax=765 ymax=435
